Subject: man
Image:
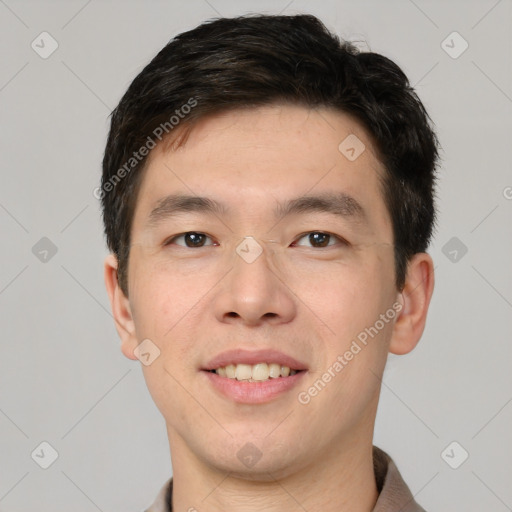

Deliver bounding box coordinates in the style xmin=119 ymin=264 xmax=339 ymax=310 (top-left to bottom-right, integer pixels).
xmin=101 ymin=14 xmax=438 ymax=512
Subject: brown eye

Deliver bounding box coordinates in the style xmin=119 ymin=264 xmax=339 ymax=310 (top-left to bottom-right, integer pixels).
xmin=308 ymin=232 xmax=330 ymax=247
xmin=294 ymin=231 xmax=340 ymax=248
xmin=184 ymin=232 xmax=207 ymax=247
xmin=168 ymin=232 xmax=214 ymax=247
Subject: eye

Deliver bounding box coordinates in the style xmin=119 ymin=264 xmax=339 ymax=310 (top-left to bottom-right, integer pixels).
xmin=292 ymin=231 xmax=346 ymax=248
xmin=165 ymin=232 xmax=216 ymax=248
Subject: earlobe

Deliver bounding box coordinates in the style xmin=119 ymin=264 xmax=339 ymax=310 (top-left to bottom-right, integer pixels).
xmin=103 ymin=254 xmax=138 ymax=360
xmin=389 ymin=253 xmax=435 ymax=356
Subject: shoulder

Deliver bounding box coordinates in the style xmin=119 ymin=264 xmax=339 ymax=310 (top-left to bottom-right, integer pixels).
xmin=372 ymin=446 xmax=427 ymax=512
xmin=143 ymin=477 xmax=173 ymax=512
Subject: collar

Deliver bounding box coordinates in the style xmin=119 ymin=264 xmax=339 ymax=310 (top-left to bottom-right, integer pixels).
xmin=144 ymin=446 xmax=426 ymax=512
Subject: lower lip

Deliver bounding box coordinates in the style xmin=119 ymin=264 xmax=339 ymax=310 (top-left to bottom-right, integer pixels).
xmin=202 ymin=370 xmax=307 ymax=404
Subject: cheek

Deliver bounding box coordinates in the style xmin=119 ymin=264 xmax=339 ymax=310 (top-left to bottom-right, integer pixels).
xmin=300 ymin=316 xmax=392 ymax=440
xmin=293 ymin=253 xmax=394 ymax=395
xmin=129 ymin=255 xmax=222 ymax=389
xmin=290 ymin=256 xmax=391 ymax=338
xmin=140 ymin=359 xmax=199 ymax=434
xmin=128 ymin=251 xmax=208 ymax=340
xmin=133 ymin=267 xmax=205 ymax=420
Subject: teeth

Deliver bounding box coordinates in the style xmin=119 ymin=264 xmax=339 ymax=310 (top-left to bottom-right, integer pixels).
xmin=225 ymin=364 xmax=236 ymax=378
xmin=235 ymin=364 xmax=252 ymax=381
xmin=214 ymin=363 xmax=299 ymax=381
xmin=252 ymin=363 xmax=269 ymax=381
xmin=269 ymin=363 xmax=281 ymax=378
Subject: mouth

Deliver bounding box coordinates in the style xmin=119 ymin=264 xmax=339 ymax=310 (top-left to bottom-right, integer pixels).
xmin=201 ymin=349 xmax=308 ymax=404
xmin=206 ymin=363 xmax=303 ymax=382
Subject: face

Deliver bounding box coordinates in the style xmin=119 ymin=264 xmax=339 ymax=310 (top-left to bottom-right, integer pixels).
xmin=116 ymin=104 xmax=403 ymax=479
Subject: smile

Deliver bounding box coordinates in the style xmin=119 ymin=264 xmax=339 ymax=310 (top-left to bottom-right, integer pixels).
xmin=202 ymin=349 xmax=308 ymax=403
xmin=211 ymin=362 xmax=299 ymax=382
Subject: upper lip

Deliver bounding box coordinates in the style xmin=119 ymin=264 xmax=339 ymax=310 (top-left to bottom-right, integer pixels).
xmin=203 ymin=349 xmax=308 ymax=371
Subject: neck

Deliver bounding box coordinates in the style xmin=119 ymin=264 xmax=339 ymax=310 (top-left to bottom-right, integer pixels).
xmin=168 ymin=430 xmax=379 ymax=512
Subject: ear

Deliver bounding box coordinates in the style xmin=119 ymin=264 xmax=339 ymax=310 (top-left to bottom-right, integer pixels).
xmin=103 ymin=254 xmax=138 ymax=360
xmin=389 ymin=253 xmax=435 ymax=355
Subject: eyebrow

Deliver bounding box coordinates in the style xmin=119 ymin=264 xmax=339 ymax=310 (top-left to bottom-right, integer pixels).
xmin=276 ymin=193 xmax=366 ymax=222
xmin=147 ymin=195 xmax=228 ymax=228
xmin=146 ymin=192 xmax=367 ymax=228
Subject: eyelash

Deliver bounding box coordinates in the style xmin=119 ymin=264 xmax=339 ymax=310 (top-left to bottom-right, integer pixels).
xmin=164 ymin=231 xmax=348 ymax=248
xmin=292 ymin=231 xmax=348 ymax=248
xmin=165 ymin=232 xmax=218 ymax=248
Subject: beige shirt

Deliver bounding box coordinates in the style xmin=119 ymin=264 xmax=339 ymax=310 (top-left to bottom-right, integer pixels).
xmin=144 ymin=446 xmax=426 ymax=511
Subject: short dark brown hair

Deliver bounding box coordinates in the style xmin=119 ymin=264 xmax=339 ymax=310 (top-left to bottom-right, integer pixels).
xmin=101 ymin=13 xmax=440 ymax=296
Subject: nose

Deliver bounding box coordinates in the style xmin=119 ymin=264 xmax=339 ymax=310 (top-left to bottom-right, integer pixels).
xmin=212 ymin=242 xmax=297 ymax=327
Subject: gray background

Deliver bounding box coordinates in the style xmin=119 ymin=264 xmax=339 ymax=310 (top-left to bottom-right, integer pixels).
xmin=0 ymin=0 xmax=511 ymax=511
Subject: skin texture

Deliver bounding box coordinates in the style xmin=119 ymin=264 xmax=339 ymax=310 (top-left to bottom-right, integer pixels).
xmin=104 ymin=103 xmax=434 ymax=512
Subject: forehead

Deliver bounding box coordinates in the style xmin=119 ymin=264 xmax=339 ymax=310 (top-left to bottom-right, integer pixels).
xmin=131 ymin=103 xmax=390 ymax=234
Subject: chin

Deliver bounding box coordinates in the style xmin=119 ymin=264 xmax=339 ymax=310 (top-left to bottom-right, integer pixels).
xmin=199 ymin=438 xmax=309 ymax=481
